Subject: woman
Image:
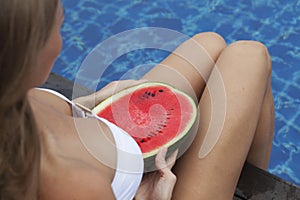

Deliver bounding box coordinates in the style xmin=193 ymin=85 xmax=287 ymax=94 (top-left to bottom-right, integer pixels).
xmin=0 ymin=0 xmax=274 ymax=199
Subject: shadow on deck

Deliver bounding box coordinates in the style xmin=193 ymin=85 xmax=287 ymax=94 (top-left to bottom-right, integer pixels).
xmin=43 ymin=73 xmax=300 ymax=200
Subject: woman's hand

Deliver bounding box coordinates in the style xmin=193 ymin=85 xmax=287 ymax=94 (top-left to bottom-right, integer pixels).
xmin=73 ymin=79 xmax=147 ymax=110
xmin=135 ymin=148 xmax=178 ymax=200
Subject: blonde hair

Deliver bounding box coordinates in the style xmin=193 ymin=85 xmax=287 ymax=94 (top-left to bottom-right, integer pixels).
xmin=0 ymin=0 xmax=59 ymax=199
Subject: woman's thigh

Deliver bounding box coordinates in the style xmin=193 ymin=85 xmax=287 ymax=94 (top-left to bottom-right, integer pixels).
xmin=172 ymin=41 xmax=272 ymax=199
xmin=142 ymin=32 xmax=226 ymax=101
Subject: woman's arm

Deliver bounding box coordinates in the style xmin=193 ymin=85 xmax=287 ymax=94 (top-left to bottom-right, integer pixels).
xmin=134 ymin=148 xmax=178 ymax=200
xmin=73 ymin=80 xmax=147 ymax=110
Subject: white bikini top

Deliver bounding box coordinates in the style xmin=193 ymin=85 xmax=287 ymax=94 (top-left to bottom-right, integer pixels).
xmin=37 ymin=88 xmax=144 ymax=200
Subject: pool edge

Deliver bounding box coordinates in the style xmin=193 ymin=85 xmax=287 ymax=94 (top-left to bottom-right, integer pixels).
xmin=43 ymin=72 xmax=300 ymax=200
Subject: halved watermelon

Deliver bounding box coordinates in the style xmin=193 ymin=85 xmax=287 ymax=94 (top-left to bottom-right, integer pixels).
xmin=92 ymin=82 xmax=198 ymax=171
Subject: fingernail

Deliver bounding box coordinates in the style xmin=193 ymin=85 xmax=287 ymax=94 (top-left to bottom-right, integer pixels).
xmin=175 ymin=149 xmax=179 ymax=154
xmin=161 ymin=146 xmax=168 ymax=152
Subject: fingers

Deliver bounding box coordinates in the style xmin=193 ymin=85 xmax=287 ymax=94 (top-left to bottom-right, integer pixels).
xmin=156 ymin=147 xmax=178 ymax=172
xmin=155 ymin=147 xmax=178 ymax=200
xmin=166 ymin=149 xmax=178 ymax=169
xmin=155 ymin=147 xmax=168 ymax=170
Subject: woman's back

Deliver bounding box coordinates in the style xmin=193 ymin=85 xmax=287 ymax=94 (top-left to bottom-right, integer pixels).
xmin=28 ymin=89 xmax=116 ymax=199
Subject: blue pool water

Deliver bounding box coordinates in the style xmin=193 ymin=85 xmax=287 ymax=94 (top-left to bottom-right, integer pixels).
xmin=54 ymin=0 xmax=300 ymax=185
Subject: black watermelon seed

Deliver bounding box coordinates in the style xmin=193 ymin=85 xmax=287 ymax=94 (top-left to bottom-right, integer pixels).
xmin=159 ymin=89 xmax=164 ymax=92
xmin=151 ymin=93 xmax=155 ymax=97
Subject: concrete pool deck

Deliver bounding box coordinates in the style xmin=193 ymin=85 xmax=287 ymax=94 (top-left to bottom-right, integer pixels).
xmin=43 ymin=72 xmax=300 ymax=200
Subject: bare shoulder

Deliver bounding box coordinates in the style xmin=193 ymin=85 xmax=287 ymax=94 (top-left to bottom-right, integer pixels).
xmin=28 ymin=88 xmax=72 ymax=115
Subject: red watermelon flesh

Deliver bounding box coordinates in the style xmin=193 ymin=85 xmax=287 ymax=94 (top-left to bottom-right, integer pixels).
xmin=92 ymin=82 xmax=197 ymax=158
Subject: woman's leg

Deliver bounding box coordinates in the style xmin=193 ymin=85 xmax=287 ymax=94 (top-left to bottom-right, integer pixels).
xmin=172 ymin=41 xmax=273 ymax=199
xmin=246 ymin=80 xmax=274 ymax=170
xmin=142 ymin=32 xmax=226 ymax=101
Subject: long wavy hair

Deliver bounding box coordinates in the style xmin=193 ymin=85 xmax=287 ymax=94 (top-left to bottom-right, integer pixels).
xmin=0 ymin=0 xmax=59 ymax=199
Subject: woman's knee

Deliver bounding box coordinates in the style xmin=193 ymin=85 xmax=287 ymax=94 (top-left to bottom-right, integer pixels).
xmin=192 ymin=32 xmax=226 ymax=48
xmin=223 ymin=40 xmax=272 ymax=76
xmin=191 ymin=32 xmax=227 ymax=59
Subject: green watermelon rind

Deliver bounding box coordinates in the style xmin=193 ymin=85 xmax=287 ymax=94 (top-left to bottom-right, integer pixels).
xmin=92 ymin=81 xmax=198 ymax=159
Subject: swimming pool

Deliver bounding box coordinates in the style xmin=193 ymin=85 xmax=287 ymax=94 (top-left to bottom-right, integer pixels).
xmin=54 ymin=0 xmax=300 ymax=186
